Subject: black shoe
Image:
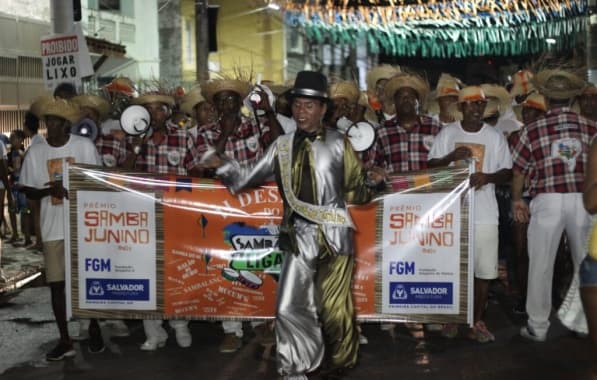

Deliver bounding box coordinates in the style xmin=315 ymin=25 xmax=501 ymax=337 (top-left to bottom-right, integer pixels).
xmin=88 ymin=329 xmax=105 ymax=354
xmin=46 ymin=341 xmax=76 ymax=361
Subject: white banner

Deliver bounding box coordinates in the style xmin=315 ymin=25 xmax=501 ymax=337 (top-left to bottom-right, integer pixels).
xmin=41 ymin=34 xmax=82 ymax=91
xmin=381 ymin=193 xmax=461 ymax=314
xmin=77 ymin=191 xmax=157 ymax=310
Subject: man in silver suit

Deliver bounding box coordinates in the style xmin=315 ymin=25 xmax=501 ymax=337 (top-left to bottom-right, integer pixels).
xmin=200 ymin=71 xmax=385 ymax=379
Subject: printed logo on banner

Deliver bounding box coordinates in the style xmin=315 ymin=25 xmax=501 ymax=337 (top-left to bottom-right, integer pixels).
xmin=392 ymin=284 xmax=408 ymax=301
xmin=88 ymin=280 xmax=105 ymax=296
xmin=389 ymin=261 xmax=415 ymax=275
xmin=389 ymin=282 xmax=452 ymax=305
xmin=86 ymin=278 xmax=149 ymax=301
xmin=215 ymin=222 xmax=283 ymax=290
xmin=84 ymin=258 xmax=111 ymax=272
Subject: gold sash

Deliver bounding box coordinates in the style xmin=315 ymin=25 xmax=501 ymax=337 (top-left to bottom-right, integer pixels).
xmin=277 ymin=134 xmax=354 ymax=227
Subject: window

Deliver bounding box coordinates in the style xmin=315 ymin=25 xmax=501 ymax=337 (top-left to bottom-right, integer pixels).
xmin=99 ymin=0 xmax=120 ymax=12
xmin=120 ymin=23 xmax=135 ymax=43
xmin=18 ymin=56 xmax=43 ymax=79
xmin=99 ymin=19 xmax=116 ymax=41
xmin=0 ymin=57 xmax=17 ymax=77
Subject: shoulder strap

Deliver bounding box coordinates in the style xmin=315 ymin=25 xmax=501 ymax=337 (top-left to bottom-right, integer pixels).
xmin=277 ymin=134 xmax=353 ymax=227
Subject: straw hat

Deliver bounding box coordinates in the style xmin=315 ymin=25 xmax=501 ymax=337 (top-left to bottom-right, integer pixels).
xmin=180 ymin=89 xmax=206 ymax=116
xmin=427 ymin=73 xmax=462 ymax=116
xmin=448 ymin=86 xmax=487 ymax=121
xmin=482 ymin=100 xmax=498 ymax=119
xmin=384 ymin=73 xmax=430 ymax=104
xmin=521 ymin=92 xmax=547 ymax=112
xmin=132 ymin=92 xmax=176 ymax=107
xmin=510 ymin=70 xmax=535 ymax=97
xmin=435 ymin=73 xmax=462 ymax=99
xmin=71 ymin=95 xmax=111 ymax=120
xmin=104 ymin=77 xmax=136 ymax=97
xmin=201 ymin=79 xmax=252 ymax=103
xmin=36 ymin=97 xmax=82 ymax=124
xmin=532 ymin=69 xmax=587 ymax=100
xmin=29 ymin=95 xmax=54 ymax=119
xmin=480 ymin=84 xmax=511 ymax=116
xmin=358 ymin=91 xmax=368 ymax=107
xmin=458 ymin=86 xmax=487 ymax=103
xmin=366 ymin=64 xmax=401 ymax=91
xmin=329 ymin=81 xmax=360 ymax=104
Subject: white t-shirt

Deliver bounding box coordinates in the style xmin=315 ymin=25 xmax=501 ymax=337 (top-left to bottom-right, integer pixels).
xmin=29 ymin=134 xmax=46 ymax=147
xmin=20 ymin=134 xmax=101 ymax=242
xmin=494 ymin=109 xmax=522 ymax=136
xmin=429 ymin=122 xmax=512 ymax=225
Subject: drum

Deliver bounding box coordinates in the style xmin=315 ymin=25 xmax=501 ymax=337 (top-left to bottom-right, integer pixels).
xmin=238 ymin=270 xmax=263 ymax=289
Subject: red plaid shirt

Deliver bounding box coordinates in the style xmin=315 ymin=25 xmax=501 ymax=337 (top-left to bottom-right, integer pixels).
xmin=95 ymin=134 xmax=127 ymax=168
xmin=512 ymin=107 xmax=597 ymax=197
xmin=364 ymin=115 xmax=442 ymax=173
xmin=196 ymin=116 xmax=272 ymax=165
xmin=125 ymin=121 xmax=201 ymax=175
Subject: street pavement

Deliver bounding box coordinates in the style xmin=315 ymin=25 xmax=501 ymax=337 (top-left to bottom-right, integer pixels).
xmin=0 ymin=242 xmax=595 ymax=379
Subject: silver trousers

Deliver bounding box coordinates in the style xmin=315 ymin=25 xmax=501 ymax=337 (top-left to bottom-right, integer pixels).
xmin=276 ymin=219 xmax=358 ymax=378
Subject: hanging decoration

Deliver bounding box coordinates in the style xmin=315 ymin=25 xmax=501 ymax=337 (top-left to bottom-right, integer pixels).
xmin=281 ymin=0 xmax=588 ymax=58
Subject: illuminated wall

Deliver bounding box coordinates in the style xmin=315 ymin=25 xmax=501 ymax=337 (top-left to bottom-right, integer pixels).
xmin=181 ymin=0 xmax=285 ymax=84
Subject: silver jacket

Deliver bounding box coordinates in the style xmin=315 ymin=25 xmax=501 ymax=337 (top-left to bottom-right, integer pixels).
xmin=217 ymin=128 xmax=373 ymax=255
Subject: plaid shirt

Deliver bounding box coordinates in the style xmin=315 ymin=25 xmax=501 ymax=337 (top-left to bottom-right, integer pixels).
xmin=364 ymin=115 xmax=442 ymax=173
xmin=512 ymin=107 xmax=597 ymax=197
xmin=125 ymin=120 xmax=201 ymax=175
xmin=196 ymin=116 xmax=272 ymax=165
xmin=95 ymin=133 xmax=127 ymax=168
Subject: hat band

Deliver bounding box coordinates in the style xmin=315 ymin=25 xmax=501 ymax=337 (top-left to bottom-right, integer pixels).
xmin=524 ymin=99 xmax=546 ymax=111
xmin=290 ymin=88 xmax=328 ymax=99
xmin=459 ymin=94 xmax=486 ymax=103
xmin=438 ymin=88 xmax=459 ymax=97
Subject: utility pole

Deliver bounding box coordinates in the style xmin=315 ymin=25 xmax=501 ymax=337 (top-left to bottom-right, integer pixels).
xmin=50 ymin=0 xmax=74 ymax=34
xmin=195 ymin=0 xmax=209 ymax=82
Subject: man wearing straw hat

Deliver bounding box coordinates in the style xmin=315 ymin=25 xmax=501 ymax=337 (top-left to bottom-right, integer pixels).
xmin=510 ymin=69 xmax=535 ymax=105
xmin=124 ymin=91 xmax=201 ymax=176
xmin=199 ymin=70 xmax=385 ymax=379
xmin=197 ymin=78 xmax=281 ymax=174
xmin=429 ymin=73 xmax=462 ymax=126
xmin=95 ymin=78 xmax=137 ymax=168
xmin=365 ymin=64 xmax=401 ymax=125
xmin=507 ymin=93 xmax=548 ymax=315
xmin=365 ymin=72 xmax=441 ymax=174
xmin=429 ymin=86 xmax=513 ymax=343
xmin=179 ymin=88 xmax=217 ymax=138
xmin=329 ymin=80 xmax=360 ymax=129
xmin=70 ymin=94 xmax=111 ymax=142
xmin=122 ymin=90 xmax=200 ymax=350
xmin=20 ymin=97 xmax=101 ymax=360
xmin=480 ymin=84 xmax=522 ymax=135
xmin=511 ymin=69 xmax=597 ymax=342
xmin=198 ymin=77 xmax=281 ymax=353
xmin=94 ymin=97 xmax=129 ymax=170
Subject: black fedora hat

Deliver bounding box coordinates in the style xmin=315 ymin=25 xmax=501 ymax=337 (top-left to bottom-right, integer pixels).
xmin=288 ymin=71 xmax=329 ymax=100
